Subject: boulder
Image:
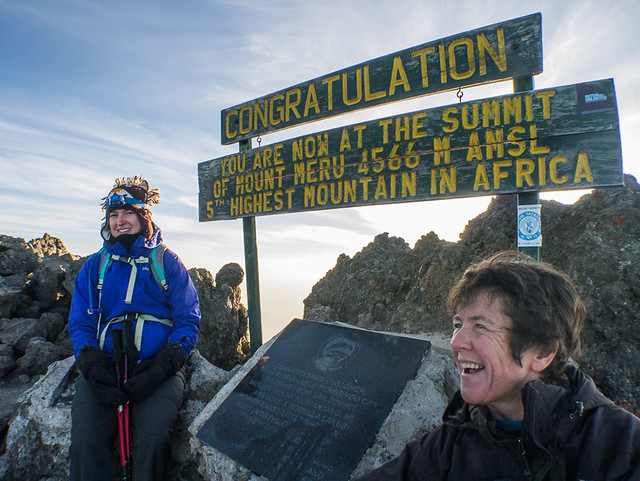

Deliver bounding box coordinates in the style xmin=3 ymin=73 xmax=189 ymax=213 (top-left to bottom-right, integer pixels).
xmin=0 ymin=356 xmax=75 ymax=481
xmin=0 ymin=276 xmax=23 ymax=319
xmin=16 ymin=337 xmax=71 ymax=376
xmin=0 ymin=345 xmax=16 ymax=379
xmin=191 ymin=266 xmax=251 ymax=370
xmin=26 ymin=255 xmax=75 ymax=311
xmin=0 ymin=318 xmax=48 ymax=355
xmin=0 ymin=236 xmax=39 ymax=277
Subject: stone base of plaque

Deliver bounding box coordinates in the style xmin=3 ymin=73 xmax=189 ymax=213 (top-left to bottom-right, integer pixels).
xmin=188 ymin=320 xmax=458 ymax=481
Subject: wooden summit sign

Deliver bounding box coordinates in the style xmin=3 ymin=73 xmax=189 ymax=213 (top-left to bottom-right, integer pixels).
xmin=199 ymin=79 xmax=622 ymax=221
xmin=221 ymin=13 xmax=542 ymax=145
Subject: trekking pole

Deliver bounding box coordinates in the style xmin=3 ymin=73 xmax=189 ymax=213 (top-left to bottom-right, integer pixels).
xmin=112 ymin=329 xmax=131 ymax=481
xmin=122 ymin=317 xmax=134 ymax=479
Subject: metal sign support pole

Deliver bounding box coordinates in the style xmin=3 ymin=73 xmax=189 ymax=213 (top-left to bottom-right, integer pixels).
xmin=240 ymin=139 xmax=263 ymax=353
xmin=514 ymin=75 xmax=540 ymax=261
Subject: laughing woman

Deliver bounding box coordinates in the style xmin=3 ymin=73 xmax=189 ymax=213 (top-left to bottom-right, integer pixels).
xmin=358 ymin=252 xmax=640 ymax=481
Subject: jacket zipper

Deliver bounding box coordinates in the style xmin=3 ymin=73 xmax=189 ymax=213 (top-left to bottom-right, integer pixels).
xmin=518 ymin=438 xmax=533 ymax=479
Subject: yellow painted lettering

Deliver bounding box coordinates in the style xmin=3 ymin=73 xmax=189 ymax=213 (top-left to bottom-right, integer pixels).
xmin=466 ymin=132 xmax=483 ymax=161
xmin=449 ymin=38 xmax=475 ymax=80
xmin=574 ymin=152 xmax=594 ymax=183
xmin=482 ymin=99 xmax=501 ymax=127
xmin=412 ymin=112 xmax=428 ymax=138
xmin=503 ymin=96 xmax=522 ymax=124
xmin=303 ymin=84 xmax=320 ymax=117
xmin=477 ymin=28 xmax=506 ymax=74
xmin=529 ymin=125 xmax=550 ymax=154
xmin=536 ymin=90 xmax=555 ymax=119
xmin=374 ymin=176 xmax=387 ymax=199
xmin=406 ymin=142 xmax=420 ymax=168
xmin=343 ymin=69 xmax=362 ymax=106
xmin=379 ymin=118 xmax=393 ymax=144
xmin=395 ymin=116 xmax=410 ymax=141
xmin=225 ymin=110 xmax=238 ymax=139
xmin=389 ymin=56 xmax=410 ymax=95
xmin=438 ymin=44 xmax=447 ymax=84
xmin=493 ymin=160 xmax=512 ymax=189
xmin=516 ymin=158 xmax=535 ymax=187
xmin=371 ymin=147 xmax=385 ymax=173
xmin=364 ymin=65 xmax=386 ymax=101
xmin=292 ymin=139 xmax=303 ymax=162
xmin=462 ymin=103 xmax=479 ymax=129
xmin=411 ymin=47 xmax=435 ymax=88
xmin=353 ymin=125 xmax=366 ymax=148
xmin=269 ymin=94 xmax=284 ymax=126
xmin=442 ymin=107 xmax=459 ymax=133
xmin=321 ymin=74 xmax=340 ymax=111
xmin=238 ymin=105 xmax=252 ymax=134
xmin=550 ymin=155 xmax=568 ymax=184
xmin=538 ymin=157 xmax=547 ymax=186
xmin=507 ymin=126 xmax=526 ymax=156
xmin=402 ymin=171 xmax=417 ymax=197
xmin=485 ymin=129 xmax=504 ymax=159
xmin=339 ymin=129 xmax=351 ymax=152
xmin=473 ymin=164 xmax=490 ymax=191
xmin=434 ymin=136 xmax=451 ymax=166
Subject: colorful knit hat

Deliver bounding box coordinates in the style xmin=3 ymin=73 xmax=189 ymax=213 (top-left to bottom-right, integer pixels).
xmin=101 ymin=176 xmax=160 ymax=212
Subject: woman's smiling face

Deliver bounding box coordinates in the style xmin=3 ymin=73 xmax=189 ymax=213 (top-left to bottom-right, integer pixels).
xmin=450 ymin=290 xmax=547 ymax=421
xmin=108 ymin=208 xmax=143 ymax=238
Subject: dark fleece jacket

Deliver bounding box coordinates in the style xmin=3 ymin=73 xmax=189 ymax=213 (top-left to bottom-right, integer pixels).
xmin=358 ymin=368 xmax=640 ymax=481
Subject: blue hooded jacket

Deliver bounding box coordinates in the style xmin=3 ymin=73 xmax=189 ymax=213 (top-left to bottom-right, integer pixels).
xmin=68 ymin=222 xmax=201 ymax=363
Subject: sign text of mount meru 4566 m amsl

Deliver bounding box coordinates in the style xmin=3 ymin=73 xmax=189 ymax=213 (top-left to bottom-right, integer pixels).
xmin=220 ymin=13 xmax=543 ymax=145
xmin=198 ymin=79 xmax=622 ymax=221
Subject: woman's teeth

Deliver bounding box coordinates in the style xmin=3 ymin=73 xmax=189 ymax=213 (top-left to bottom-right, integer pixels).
xmin=461 ymin=362 xmax=484 ymax=374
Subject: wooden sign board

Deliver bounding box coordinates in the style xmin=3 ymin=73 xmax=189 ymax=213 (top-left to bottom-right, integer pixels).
xmin=200 ymin=79 xmax=622 ymax=221
xmin=221 ymin=13 xmax=542 ymax=145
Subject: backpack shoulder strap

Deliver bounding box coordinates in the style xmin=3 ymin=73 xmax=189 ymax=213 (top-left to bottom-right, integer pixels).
xmin=148 ymin=244 xmax=169 ymax=293
xmin=97 ymin=247 xmax=112 ymax=292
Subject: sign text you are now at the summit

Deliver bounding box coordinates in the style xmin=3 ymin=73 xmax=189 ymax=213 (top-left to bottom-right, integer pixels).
xmin=199 ymin=79 xmax=622 ymax=221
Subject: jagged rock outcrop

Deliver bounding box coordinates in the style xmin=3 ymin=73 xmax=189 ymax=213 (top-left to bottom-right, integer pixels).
xmin=305 ymin=175 xmax=640 ymax=411
xmin=191 ymin=263 xmax=250 ymax=370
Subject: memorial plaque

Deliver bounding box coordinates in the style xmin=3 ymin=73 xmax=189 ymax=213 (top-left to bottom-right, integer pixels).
xmin=197 ymin=319 xmax=431 ymax=481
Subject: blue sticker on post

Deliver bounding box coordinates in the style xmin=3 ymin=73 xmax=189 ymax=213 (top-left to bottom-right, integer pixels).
xmin=518 ymin=204 xmax=542 ymax=247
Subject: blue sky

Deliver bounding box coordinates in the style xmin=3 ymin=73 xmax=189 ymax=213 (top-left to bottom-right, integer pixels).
xmin=2 ymin=0 xmax=639 ymax=341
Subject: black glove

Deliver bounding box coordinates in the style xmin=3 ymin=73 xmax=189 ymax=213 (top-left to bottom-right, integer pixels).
xmin=76 ymin=345 xmax=128 ymax=407
xmin=124 ymin=343 xmax=186 ymax=403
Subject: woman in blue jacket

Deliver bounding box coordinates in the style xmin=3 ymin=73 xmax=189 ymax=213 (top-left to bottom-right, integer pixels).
xmin=68 ymin=176 xmax=201 ymax=481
